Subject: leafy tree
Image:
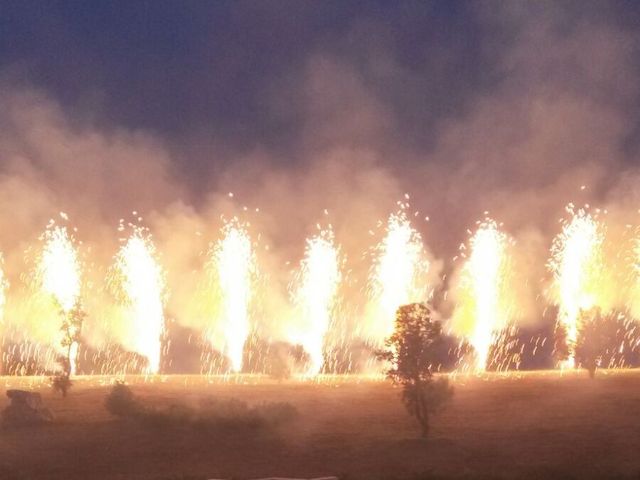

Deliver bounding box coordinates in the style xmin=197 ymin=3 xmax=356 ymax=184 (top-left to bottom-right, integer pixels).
xmin=553 ymin=322 xmax=571 ymax=367
xmin=51 ymin=301 xmax=86 ymax=397
xmin=105 ymin=381 xmax=138 ymax=416
xmin=575 ymin=307 xmax=624 ymax=378
xmin=61 ymin=302 xmax=86 ymax=374
xmin=377 ymin=303 xmax=453 ymax=438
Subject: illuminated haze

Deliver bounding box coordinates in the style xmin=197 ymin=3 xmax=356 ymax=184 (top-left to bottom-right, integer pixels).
xmin=1 ymin=3 xmax=640 ymax=368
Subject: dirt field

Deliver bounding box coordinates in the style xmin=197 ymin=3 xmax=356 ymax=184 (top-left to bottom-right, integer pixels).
xmin=1 ymin=370 xmax=640 ymax=479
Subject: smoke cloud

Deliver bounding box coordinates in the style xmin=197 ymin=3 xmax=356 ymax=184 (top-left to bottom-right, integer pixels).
xmin=1 ymin=2 xmax=640 ymax=369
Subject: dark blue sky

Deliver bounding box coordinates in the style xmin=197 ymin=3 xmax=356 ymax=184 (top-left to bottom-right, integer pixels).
xmin=1 ymin=2 xmax=518 ymax=152
xmin=3 ymin=2 xmax=639 ymax=157
xmin=2 ymin=1 xmax=640 ymax=251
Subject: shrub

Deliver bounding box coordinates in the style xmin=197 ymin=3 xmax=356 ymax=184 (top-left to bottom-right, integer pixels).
xmin=50 ymin=374 xmax=72 ymax=397
xmin=105 ymin=382 xmax=139 ymax=417
xmin=574 ymin=307 xmax=635 ymax=377
xmin=104 ymin=383 xmax=297 ymax=433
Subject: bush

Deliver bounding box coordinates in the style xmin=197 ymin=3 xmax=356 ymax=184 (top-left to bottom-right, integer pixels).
xmin=105 ymin=382 xmax=139 ymax=417
xmin=104 ymin=383 xmax=297 ymax=433
xmin=50 ymin=374 xmax=72 ymax=397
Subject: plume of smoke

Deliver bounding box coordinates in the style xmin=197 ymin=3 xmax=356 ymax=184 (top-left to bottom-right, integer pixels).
xmin=1 ymin=3 xmax=640 ymax=370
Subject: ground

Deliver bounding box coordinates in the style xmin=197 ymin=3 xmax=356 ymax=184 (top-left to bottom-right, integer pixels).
xmin=1 ymin=370 xmax=640 ymax=479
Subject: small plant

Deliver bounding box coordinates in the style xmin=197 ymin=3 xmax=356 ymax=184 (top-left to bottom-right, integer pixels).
xmin=377 ymin=303 xmax=453 ymax=438
xmin=105 ymin=382 xmax=139 ymax=416
xmin=50 ymin=374 xmax=73 ymax=397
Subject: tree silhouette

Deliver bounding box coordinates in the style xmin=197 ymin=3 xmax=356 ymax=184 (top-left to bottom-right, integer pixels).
xmin=575 ymin=307 xmax=621 ymax=378
xmin=553 ymin=322 xmax=571 ymax=367
xmin=51 ymin=300 xmax=86 ymax=397
xmin=377 ymin=303 xmax=453 ymax=438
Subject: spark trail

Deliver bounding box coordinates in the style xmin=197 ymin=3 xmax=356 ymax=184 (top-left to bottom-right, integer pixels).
xmin=291 ymin=227 xmax=341 ymax=375
xmin=365 ymin=210 xmax=430 ymax=346
xmin=549 ymin=207 xmax=603 ymax=368
xmin=455 ymin=219 xmax=510 ymax=371
xmin=209 ymin=219 xmax=255 ymax=372
xmin=38 ymin=223 xmax=81 ymax=374
xmin=113 ymin=228 xmax=165 ymax=374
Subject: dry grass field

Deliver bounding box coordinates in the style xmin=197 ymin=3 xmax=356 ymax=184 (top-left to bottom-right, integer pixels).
xmin=1 ymin=370 xmax=640 ymax=479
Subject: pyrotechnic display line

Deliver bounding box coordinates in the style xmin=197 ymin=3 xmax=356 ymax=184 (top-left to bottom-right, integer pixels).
xmin=0 ymin=203 xmax=637 ymax=377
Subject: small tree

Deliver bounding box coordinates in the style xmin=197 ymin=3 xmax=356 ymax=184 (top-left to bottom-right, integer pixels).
xmin=377 ymin=303 xmax=453 ymax=438
xmin=51 ymin=301 xmax=86 ymax=397
xmin=51 ymin=374 xmax=73 ymax=398
xmin=575 ymin=307 xmax=611 ymax=378
xmin=553 ymin=322 xmax=571 ymax=368
xmin=62 ymin=302 xmax=86 ymax=374
xmin=105 ymin=382 xmax=138 ymax=417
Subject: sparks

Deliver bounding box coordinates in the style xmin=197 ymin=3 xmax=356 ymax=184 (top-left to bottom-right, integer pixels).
xmin=365 ymin=211 xmax=429 ymax=345
xmin=549 ymin=207 xmax=603 ymax=369
xmin=0 ymin=253 xmax=7 ymax=335
xmin=113 ymin=228 xmax=165 ymax=374
xmin=209 ymin=219 xmax=255 ymax=372
xmin=38 ymin=224 xmax=81 ymax=374
xmin=39 ymin=225 xmax=81 ymax=313
xmin=455 ymin=219 xmax=510 ymax=371
xmin=291 ymin=227 xmax=341 ymax=375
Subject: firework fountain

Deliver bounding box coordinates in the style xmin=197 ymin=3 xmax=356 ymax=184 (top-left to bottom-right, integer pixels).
xmin=290 ymin=227 xmax=341 ymax=375
xmin=364 ymin=210 xmax=430 ymax=346
xmin=207 ymin=218 xmax=255 ymax=372
xmin=37 ymin=222 xmax=82 ymax=375
xmin=549 ymin=207 xmax=604 ymax=369
xmin=453 ymin=219 xmax=510 ymax=371
xmin=112 ymin=227 xmax=165 ymax=374
xmin=4 ymin=198 xmax=640 ymax=378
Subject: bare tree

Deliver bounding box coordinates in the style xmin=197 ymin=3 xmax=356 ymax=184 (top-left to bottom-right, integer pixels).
xmin=377 ymin=303 xmax=453 ymax=438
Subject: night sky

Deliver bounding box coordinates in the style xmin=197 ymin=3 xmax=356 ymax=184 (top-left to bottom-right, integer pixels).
xmin=2 ymin=2 xmax=497 ymax=145
xmin=5 ymin=2 xmax=639 ymax=184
